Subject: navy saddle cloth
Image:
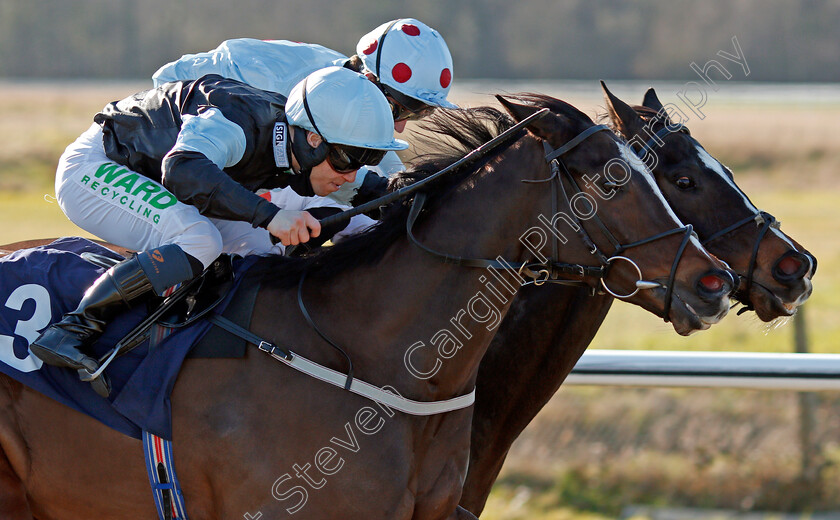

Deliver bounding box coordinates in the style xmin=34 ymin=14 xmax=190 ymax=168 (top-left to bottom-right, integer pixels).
xmin=0 ymin=237 xmax=255 ymax=440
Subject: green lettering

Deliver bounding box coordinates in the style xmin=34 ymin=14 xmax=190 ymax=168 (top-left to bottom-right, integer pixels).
xmin=131 ymin=181 xmax=162 ymax=202
xmin=149 ymin=191 xmax=178 ymax=210
xmin=112 ymin=173 xmax=139 ymax=192
xmin=94 ymin=163 xmax=128 ymax=183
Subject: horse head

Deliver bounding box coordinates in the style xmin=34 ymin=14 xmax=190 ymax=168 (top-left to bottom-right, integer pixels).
xmin=495 ymin=94 xmax=735 ymax=335
xmin=601 ymin=82 xmax=815 ymax=321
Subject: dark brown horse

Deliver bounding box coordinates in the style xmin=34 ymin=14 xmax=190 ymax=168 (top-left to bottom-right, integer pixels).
xmin=0 ymin=239 xmax=131 ymax=259
xmin=458 ymin=84 xmax=816 ymax=513
xmin=0 ymin=94 xmax=734 ymax=519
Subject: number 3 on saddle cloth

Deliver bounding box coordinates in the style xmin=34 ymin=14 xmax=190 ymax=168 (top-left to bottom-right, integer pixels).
xmin=0 ymin=236 xmax=257 ymax=441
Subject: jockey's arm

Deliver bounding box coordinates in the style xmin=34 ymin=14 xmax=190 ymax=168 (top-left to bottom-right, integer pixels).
xmin=161 ymin=107 xmax=318 ymax=247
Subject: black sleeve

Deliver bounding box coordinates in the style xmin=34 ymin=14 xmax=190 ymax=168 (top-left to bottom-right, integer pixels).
xmin=162 ymin=150 xmax=279 ymax=228
xmin=350 ymin=170 xmax=390 ymax=207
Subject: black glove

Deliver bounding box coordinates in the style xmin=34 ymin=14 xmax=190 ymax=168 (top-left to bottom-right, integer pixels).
xmin=350 ymin=170 xmax=390 ymax=208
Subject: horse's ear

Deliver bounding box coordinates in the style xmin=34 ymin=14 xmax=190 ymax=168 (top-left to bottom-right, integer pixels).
xmin=601 ymin=80 xmax=646 ymax=139
xmin=495 ymin=94 xmax=556 ymax=141
xmin=642 ymin=87 xmax=665 ymax=111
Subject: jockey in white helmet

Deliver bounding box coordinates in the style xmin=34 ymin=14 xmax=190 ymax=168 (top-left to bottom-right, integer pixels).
xmin=30 ymin=67 xmax=406 ymax=383
xmin=152 ymin=18 xmax=456 ymax=205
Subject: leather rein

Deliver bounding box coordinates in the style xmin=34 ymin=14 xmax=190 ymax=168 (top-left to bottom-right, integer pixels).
xmin=634 ymin=121 xmax=783 ymax=314
xmin=402 ymin=123 xmax=696 ymax=322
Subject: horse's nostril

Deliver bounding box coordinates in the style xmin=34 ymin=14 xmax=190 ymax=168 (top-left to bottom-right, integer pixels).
xmin=773 ymin=251 xmax=811 ymax=283
xmin=777 ymin=256 xmax=802 ymax=276
xmin=699 ymin=274 xmax=726 ymax=293
xmin=808 ymin=253 xmax=818 ymax=276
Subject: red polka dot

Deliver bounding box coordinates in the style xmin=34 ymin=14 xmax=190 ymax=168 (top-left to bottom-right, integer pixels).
xmin=362 ymin=40 xmax=378 ymax=55
xmin=440 ymin=68 xmax=452 ymax=88
xmin=401 ymin=24 xmax=420 ymax=36
xmin=392 ymin=63 xmax=412 ymax=83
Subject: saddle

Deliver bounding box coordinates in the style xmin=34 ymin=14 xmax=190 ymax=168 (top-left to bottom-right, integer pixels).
xmin=0 ymin=238 xmax=259 ymax=439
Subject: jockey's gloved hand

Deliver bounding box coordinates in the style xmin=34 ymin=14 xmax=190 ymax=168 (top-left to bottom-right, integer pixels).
xmin=267 ymin=209 xmax=321 ymax=246
xmin=350 ymin=169 xmax=390 ymax=208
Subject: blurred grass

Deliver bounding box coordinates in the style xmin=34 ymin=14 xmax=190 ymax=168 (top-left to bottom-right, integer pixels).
xmin=1 ymin=82 xmax=838 ymax=519
xmin=488 ymin=386 xmax=840 ymax=518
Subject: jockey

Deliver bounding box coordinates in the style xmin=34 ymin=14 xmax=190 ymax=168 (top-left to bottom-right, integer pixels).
xmin=29 ymin=66 xmax=407 ymax=375
xmin=152 ymin=18 xmax=456 ymax=205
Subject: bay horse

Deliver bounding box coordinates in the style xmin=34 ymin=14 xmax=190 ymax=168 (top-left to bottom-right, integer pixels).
xmin=458 ymin=84 xmax=817 ymax=513
xmin=0 ymin=94 xmax=734 ymax=519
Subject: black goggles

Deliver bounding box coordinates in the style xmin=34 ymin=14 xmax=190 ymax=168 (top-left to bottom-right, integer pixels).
xmin=382 ymin=84 xmax=436 ymax=122
xmin=327 ymin=144 xmax=388 ymax=173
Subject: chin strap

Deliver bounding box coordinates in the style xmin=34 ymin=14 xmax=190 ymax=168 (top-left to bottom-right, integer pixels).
xmin=290 ymin=126 xmax=328 ymax=179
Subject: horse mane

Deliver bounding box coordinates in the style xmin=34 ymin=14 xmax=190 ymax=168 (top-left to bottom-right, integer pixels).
xmin=251 ymin=104 xmax=518 ymax=288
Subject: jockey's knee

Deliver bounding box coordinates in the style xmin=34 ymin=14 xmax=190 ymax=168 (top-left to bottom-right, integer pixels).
xmin=171 ymin=219 xmax=224 ymax=270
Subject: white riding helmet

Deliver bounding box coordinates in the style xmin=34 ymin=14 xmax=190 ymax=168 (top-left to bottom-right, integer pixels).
xmin=356 ymin=18 xmax=457 ymax=109
xmin=286 ymin=66 xmax=408 ymax=151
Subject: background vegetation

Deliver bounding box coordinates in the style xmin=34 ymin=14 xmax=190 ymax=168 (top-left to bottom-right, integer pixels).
xmin=0 ymin=0 xmax=838 ymax=81
xmin=0 ymin=1 xmax=838 ymax=517
xmin=0 ymin=80 xmax=837 ymax=518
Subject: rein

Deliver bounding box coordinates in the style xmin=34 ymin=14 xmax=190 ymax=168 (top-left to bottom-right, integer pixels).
xmin=632 ymin=117 xmax=785 ymax=314
xmin=702 ymin=210 xmax=780 ymax=314
xmin=405 ymin=122 xmax=695 ymax=322
xmin=404 ymin=125 xmax=617 ymax=289
xmin=250 ymin=113 xmax=695 ymax=414
xmin=541 ymin=128 xmax=695 ymax=321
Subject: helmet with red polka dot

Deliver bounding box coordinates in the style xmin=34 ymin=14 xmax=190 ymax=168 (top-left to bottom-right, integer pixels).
xmin=356 ymin=18 xmax=457 ymax=110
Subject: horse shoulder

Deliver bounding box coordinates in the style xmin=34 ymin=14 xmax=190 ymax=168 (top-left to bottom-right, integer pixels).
xmin=0 ymin=375 xmax=31 ymax=490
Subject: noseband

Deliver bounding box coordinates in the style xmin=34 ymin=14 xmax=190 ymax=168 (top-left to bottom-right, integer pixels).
xmin=406 ymin=122 xmax=696 ymax=323
xmin=635 ymin=120 xmax=784 ymax=314
xmin=538 ymin=126 xmax=695 ymax=321
xmin=702 ymin=211 xmax=780 ymax=314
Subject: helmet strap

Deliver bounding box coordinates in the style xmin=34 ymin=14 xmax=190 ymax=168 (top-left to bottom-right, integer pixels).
xmin=374 ymin=20 xmax=400 ymax=80
xmin=290 ymin=126 xmax=328 ymax=179
xmin=290 ymin=76 xmax=329 ymax=187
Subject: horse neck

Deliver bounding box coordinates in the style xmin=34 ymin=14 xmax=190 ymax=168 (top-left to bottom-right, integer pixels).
xmin=272 ymin=143 xmax=551 ymax=402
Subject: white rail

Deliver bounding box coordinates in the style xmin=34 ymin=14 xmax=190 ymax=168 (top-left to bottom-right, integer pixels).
xmin=567 ymin=350 xmax=840 ymax=391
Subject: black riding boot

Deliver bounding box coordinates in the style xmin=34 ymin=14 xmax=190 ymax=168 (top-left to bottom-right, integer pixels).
xmin=29 ymin=254 xmax=155 ymax=372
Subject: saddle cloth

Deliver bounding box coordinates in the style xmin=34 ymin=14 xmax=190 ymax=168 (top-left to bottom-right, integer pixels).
xmin=0 ymin=237 xmax=255 ymax=440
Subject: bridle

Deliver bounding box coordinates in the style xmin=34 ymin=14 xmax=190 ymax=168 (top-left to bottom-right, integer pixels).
xmin=293 ymin=115 xmax=697 ymax=390
xmin=406 ymin=122 xmax=698 ymax=322
xmin=702 ymin=211 xmax=779 ymax=313
xmin=633 ymin=119 xmax=783 ymax=314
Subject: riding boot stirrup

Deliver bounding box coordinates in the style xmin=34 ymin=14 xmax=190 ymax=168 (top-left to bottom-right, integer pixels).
xmin=29 ymin=255 xmax=155 ymax=374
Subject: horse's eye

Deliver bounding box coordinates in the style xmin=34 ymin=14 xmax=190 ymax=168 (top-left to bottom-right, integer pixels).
xmin=603 ymin=180 xmax=621 ymax=192
xmin=675 ymin=176 xmax=695 ymax=189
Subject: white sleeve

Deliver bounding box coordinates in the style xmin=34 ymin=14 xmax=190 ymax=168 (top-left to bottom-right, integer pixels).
xmin=366 ymin=151 xmax=404 ymax=177
xmin=333 ymin=214 xmax=377 ymax=243
xmin=269 ymin=187 xmax=345 ymax=211
xmin=268 ymin=187 xmax=372 ymax=243
xmin=171 ymin=108 xmax=247 ymax=168
xmin=153 ymin=52 xmax=216 ymax=87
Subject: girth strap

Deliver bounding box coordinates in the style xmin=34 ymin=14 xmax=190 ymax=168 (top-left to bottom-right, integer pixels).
xmin=143 ymin=431 xmax=189 ymax=520
xmin=207 ymin=314 xmax=477 ymax=415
